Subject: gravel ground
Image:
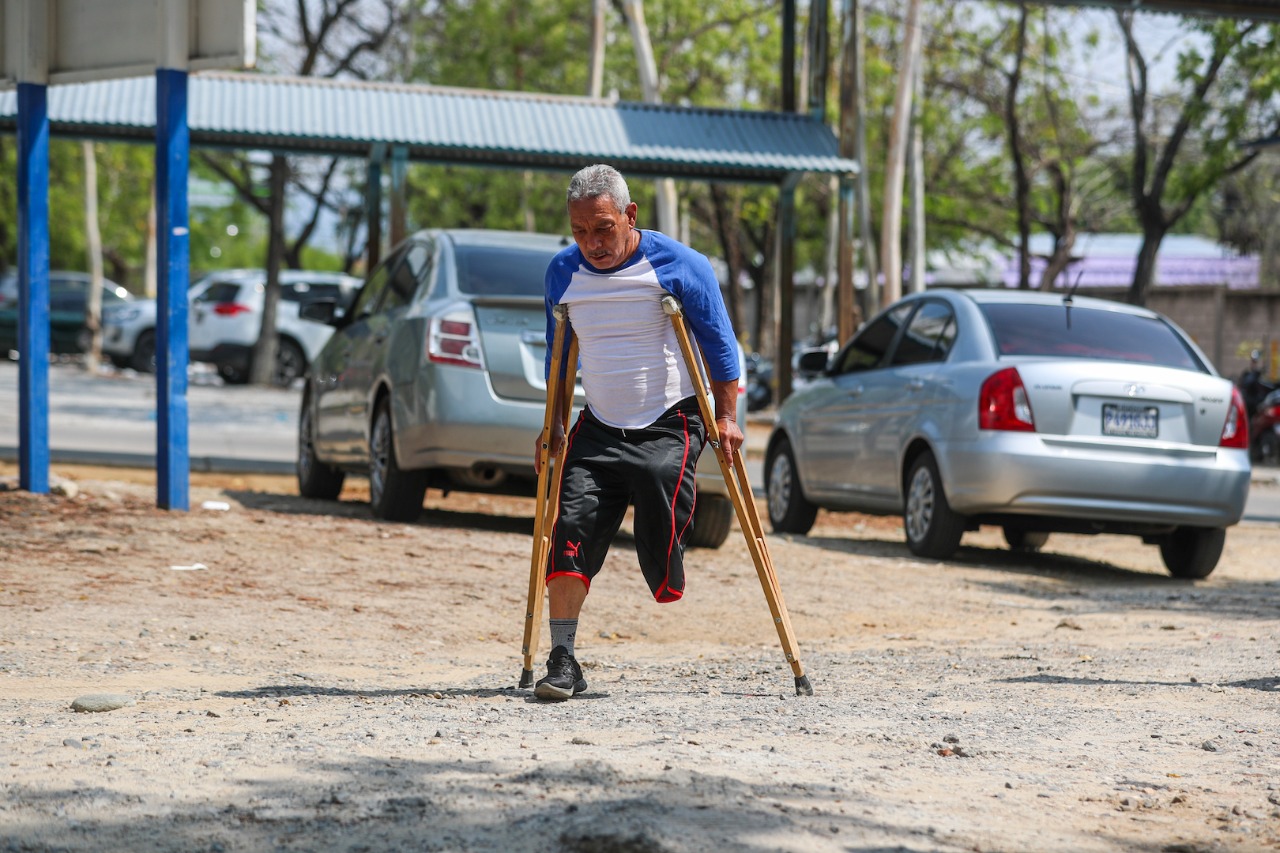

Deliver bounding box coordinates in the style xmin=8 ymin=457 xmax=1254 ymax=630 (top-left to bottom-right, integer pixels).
xmin=1 ymin=463 xmax=1278 ymax=853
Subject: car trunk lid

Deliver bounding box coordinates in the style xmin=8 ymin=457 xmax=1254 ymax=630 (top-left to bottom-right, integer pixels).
xmin=1012 ymin=361 xmax=1234 ymax=448
xmin=471 ymin=297 xmax=569 ymax=404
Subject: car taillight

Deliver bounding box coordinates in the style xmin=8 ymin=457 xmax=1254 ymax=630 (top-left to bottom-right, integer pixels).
xmin=1219 ymin=386 xmax=1249 ymax=449
xmin=979 ymin=367 xmax=1035 ymax=432
xmin=213 ymin=303 xmax=252 ymax=316
xmin=427 ymin=307 xmax=484 ymax=369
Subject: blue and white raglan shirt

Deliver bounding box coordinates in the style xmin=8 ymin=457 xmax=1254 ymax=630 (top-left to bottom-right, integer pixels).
xmin=544 ymin=230 xmax=738 ymax=430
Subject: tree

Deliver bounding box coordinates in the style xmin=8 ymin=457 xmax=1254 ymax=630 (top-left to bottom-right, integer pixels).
xmin=208 ymin=0 xmax=404 ymax=384
xmin=879 ymin=0 xmax=923 ymax=305
xmin=1116 ymin=12 xmax=1280 ymax=305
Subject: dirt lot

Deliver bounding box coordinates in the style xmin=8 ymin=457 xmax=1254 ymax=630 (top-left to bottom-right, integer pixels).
xmin=1 ymin=461 xmax=1278 ymax=853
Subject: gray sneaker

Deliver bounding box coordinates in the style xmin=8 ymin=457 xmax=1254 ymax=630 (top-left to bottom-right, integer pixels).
xmin=534 ymin=646 xmax=587 ymax=700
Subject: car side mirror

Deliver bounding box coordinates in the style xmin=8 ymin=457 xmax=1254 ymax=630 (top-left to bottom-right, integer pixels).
xmin=299 ymin=298 xmax=338 ymax=325
xmin=796 ymin=349 xmax=830 ymax=375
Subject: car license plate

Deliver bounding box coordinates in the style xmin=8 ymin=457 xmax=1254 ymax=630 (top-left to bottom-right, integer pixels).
xmin=1102 ymin=403 xmax=1158 ymax=438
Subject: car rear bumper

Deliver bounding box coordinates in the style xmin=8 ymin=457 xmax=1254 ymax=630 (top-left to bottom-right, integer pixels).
xmin=392 ymin=365 xmax=731 ymax=495
xmin=941 ymin=433 xmax=1251 ymax=528
xmin=191 ymin=343 xmax=251 ymax=371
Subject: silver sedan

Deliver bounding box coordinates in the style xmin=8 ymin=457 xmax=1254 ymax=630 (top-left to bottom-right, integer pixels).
xmin=764 ymin=289 xmax=1252 ymax=578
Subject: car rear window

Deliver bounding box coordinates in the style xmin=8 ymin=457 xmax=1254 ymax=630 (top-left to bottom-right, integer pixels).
xmin=980 ymin=302 xmax=1206 ymax=371
xmin=196 ymin=281 xmax=245 ymax=304
xmin=454 ymin=246 xmax=557 ymax=297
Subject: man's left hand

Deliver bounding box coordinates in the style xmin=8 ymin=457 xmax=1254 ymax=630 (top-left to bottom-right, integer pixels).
xmin=716 ymin=416 xmax=744 ymax=464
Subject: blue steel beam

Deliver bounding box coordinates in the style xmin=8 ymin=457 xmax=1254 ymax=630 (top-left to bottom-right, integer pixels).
xmin=155 ymin=67 xmax=190 ymax=511
xmin=16 ymin=82 xmax=49 ymax=495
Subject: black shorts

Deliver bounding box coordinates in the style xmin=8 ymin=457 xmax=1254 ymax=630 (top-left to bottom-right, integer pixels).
xmin=547 ymin=397 xmax=707 ymax=602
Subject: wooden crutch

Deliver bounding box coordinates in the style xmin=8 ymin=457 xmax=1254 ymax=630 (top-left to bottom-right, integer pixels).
xmin=662 ymin=295 xmax=813 ymax=696
xmin=519 ymin=304 xmax=578 ymax=688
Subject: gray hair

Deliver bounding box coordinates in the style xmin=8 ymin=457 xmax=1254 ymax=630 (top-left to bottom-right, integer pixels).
xmin=567 ymin=164 xmax=631 ymax=213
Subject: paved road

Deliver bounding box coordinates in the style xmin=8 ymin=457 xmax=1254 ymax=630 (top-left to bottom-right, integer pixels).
xmin=0 ymin=360 xmax=299 ymax=474
xmin=2 ymin=360 xmax=1278 ymax=523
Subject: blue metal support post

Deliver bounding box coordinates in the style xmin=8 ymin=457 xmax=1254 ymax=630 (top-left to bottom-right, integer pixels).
xmin=16 ymin=82 xmax=50 ymax=494
xmin=155 ymin=67 xmax=190 ymax=510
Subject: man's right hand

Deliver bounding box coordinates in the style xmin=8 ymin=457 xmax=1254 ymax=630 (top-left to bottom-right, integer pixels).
xmin=533 ymin=424 xmax=565 ymax=475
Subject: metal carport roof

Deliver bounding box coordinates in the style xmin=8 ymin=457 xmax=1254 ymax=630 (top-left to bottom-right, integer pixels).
xmin=0 ymin=71 xmax=858 ymax=183
xmin=1021 ymin=0 xmax=1280 ymax=19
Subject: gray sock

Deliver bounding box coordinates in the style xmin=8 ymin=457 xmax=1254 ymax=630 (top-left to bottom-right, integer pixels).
xmin=549 ymin=618 xmax=578 ymax=657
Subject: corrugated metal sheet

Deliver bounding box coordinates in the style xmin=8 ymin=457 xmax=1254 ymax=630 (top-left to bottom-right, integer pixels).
xmin=0 ymin=72 xmax=857 ymax=183
xmin=1025 ymin=0 xmax=1280 ymax=19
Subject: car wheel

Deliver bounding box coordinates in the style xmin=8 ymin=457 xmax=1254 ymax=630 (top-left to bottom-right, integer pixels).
xmin=903 ymin=451 xmax=966 ymax=559
xmin=765 ymin=437 xmax=817 ymax=535
xmin=1003 ymin=527 xmax=1049 ymax=552
xmin=296 ymin=391 xmax=344 ymax=500
xmin=273 ymin=338 xmax=306 ymax=388
xmin=687 ymin=494 xmax=734 ymax=549
xmin=369 ymin=397 xmax=428 ymax=522
xmin=218 ymin=364 xmax=249 ymax=385
xmin=1159 ymin=526 xmax=1225 ymax=580
xmin=131 ymin=329 xmax=157 ymax=373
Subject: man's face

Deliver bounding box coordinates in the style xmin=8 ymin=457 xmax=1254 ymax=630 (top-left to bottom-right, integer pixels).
xmin=569 ymin=195 xmax=637 ymax=270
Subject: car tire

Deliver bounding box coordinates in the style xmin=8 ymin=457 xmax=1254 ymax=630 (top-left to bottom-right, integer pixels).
xmin=273 ymin=338 xmax=307 ymax=388
xmin=687 ymin=494 xmax=734 ymax=549
xmin=218 ymin=364 xmax=250 ymax=385
xmin=369 ymin=397 xmax=428 ymax=523
xmin=1003 ymin=527 xmax=1049 ymax=552
xmin=296 ymin=392 xmax=344 ymax=500
xmin=903 ymin=451 xmax=966 ymax=559
xmin=131 ymin=329 xmax=157 ymax=374
xmin=765 ymin=436 xmax=818 ymax=535
xmin=1159 ymin=526 xmax=1225 ymax=580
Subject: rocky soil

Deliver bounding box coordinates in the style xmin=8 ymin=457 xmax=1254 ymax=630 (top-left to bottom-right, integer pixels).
xmin=1 ymin=462 xmax=1278 ymax=853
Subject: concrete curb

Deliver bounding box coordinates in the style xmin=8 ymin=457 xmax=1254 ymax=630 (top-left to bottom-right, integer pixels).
xmin=0 ymin=447 xmax=295 ymax=476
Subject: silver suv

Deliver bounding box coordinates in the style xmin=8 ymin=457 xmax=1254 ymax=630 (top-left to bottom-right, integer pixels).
xmin=102 ymin=269 xmax=362 ymax=386
xmin=296 ymin=229 xmax=746 ymax=547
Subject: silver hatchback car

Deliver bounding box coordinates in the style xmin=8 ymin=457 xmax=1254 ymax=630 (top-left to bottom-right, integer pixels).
xmin=297 ymin=229 xmax=746 ymax=547
xmin=764 ymin=289 xmax=1251 ymax=578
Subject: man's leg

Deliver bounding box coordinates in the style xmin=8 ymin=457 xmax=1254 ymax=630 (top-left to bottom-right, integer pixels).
xmin=536 ymin=414 xmax=628 ymax=701
xmin=536 ymin=575 xmax=590 ymax=701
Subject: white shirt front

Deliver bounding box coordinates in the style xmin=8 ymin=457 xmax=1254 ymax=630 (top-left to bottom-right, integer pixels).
xmin=559 ymin=257 xmax=696 ymax=429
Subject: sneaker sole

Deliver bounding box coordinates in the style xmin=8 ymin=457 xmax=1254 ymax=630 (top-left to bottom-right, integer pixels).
xmin=534 ymin=679 xmax=587 ymax=701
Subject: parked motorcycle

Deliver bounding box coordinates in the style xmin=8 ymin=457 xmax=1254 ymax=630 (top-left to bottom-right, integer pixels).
xmin=745 ymin=352 xmax=773 ymax=413
xmin=1250 ymin=387 xmax=1280 ymax=467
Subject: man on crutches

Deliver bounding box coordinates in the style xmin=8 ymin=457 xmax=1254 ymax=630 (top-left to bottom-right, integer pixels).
xmin=528 ymin=163 xmax=744 ymax=701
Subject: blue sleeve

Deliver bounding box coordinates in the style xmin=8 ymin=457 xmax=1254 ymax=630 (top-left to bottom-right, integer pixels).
xmin=544 ymin=251 xmax=575 ymax=381
xmin=646 ymin=234 xmax=739 ymax=383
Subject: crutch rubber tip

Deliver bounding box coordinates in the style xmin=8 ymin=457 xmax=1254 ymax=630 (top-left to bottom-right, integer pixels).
xmin=518 ymin=668 xmax=535 ymax=689
xmin=795 ymin=675 xmax=814 ymax=696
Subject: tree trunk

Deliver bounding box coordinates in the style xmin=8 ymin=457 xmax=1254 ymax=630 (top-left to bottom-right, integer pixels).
xmin=850 ymin=0 xmax=877 ymax=325
xmin=906 ymin=56 xmax=926 ymax=294
xmin=621 ymin=0 xmax=678 ymax=234
xmin=1006 ymin=6 xmax=1032 ymax=289
xmin=251 ymin=155 xmax=288 ymax=386
xmin=709 ymin=185 xmax=746 ymax=336
xmin=878 ymin=0 xmax=923 ymax=306
xmin=588 ymin=0 xmax=607 ymax=98
xmin=1129 ymin=222 xmax=1164 ymax=306
xmin=82 ymin=141 xmax=104 ymax=371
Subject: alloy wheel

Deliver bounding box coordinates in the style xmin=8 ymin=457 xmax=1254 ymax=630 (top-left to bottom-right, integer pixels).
xmin=370 ymin=409 xmax=392 ymax=505
xmin=767 ymin=452 xmax=795 ymax=525
xmin=905 ymin=465 xmax=935 ymax=544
